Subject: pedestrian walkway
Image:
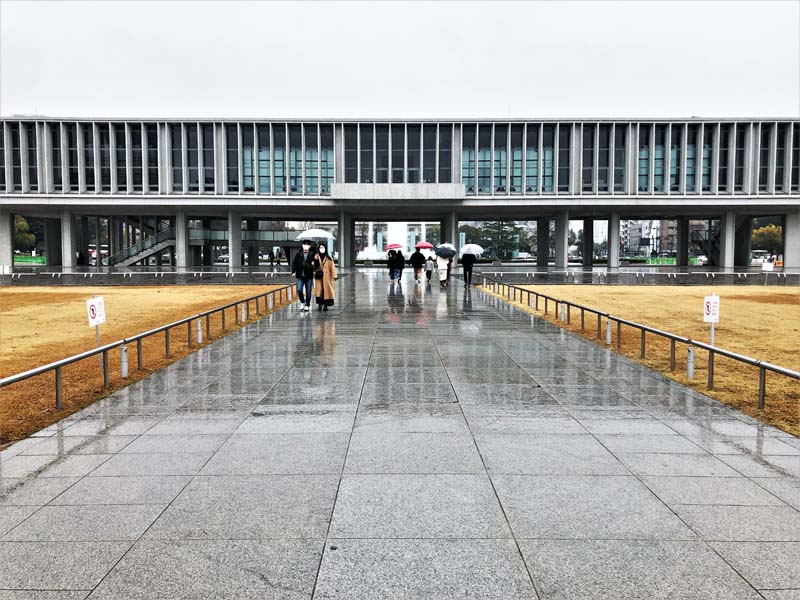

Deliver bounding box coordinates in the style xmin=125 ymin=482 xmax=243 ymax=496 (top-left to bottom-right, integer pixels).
xmin=1 ymin=270 xmax=799 ymax=599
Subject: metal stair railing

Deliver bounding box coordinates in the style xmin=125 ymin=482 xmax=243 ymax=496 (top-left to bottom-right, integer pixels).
xmin=108 ymin=227 xmax=175 ymax=265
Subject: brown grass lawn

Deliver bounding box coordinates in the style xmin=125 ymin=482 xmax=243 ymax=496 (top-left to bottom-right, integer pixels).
xmin=0 ymin=285 xmax=291 ymax=447
xmin=482 ymin=284 xmax=800 ymax=436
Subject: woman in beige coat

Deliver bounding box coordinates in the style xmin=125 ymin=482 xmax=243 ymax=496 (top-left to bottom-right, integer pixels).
xmin=313 ymin=244 xmax=337 ymax=311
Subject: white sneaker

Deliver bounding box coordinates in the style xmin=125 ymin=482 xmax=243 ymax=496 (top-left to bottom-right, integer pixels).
xmin=303 ymin=305 xmax=310 ymax=312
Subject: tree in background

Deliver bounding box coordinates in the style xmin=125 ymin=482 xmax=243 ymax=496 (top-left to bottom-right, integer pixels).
xmin=14 ymin=215 xmax=36 ymax=252
xmin=751 ymin=224 xmax=782 ymax=253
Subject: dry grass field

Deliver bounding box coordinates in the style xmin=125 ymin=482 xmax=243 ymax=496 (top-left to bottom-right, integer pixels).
xmin=482 ymin=284 xmax=800 ymax=436
xmin=0 ymin=285 xmax=290 ymax=447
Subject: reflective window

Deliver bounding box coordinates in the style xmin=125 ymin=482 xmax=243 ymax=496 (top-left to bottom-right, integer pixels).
xmin=242 ymin=125 xmax=255 ymax=192
xmin=131 ymin=125 xmax=143 ymax=192
xmin=8 ymin=123 xmax=21 ymax=191
xmin=462 ymin=124 xmax=476 ymax=193
xmin=273 ymin=123 xmax=286 ymax=193
xmin=305 ymin=123 xmax=318 ymax=193
xmin=376 ymin=125 xmax=389 ymax=183
xmin=542 ymin=125 xmax=555 ymax=193
xmin=439 ymin=124 xmax=452 ymax=183
xmin=186 ymin=125 xmax=199 ymax=192
xmin=701 ymin=125 xmax=712 ymax=192
xmin=718 ymin=124 xmax=730 ymax=193
xmin=391 ymin=124 xmax=404 ymax=183
xmin=582 ymin=124 xmax=594 ymax=192
xmin=407 ymin=124 xmax=420 ymax=183
xmin=201 ymin=124 xmax=213 ymax=192
xmin=114 ymin=124 xmax=127 ymax=191
xmin=344 ymin=124 xmax=358 ymax=183
xmin=613 ymin=124 xmax=626 ymax=193
xmin=557 ymin=125 xmax=570 ymax=192
xmin=423 ymin=124 xmax=436 ymax=183
xmin=637 ymin=124 xmax=650 ymax=192
xmin=734 ymin=124 xmax=745 ymax=192
xmin=477 ymin=124 xmax=491 ymax=194
xmin=758 ymin=124 xmax=770 ymax=192
xmin=509 ymin=124 xmax=521 ymax=193
xmin=669 ymin=124 xmax=682 ymax=192
xmin=0 ymin=124 xmax=4 ymax=191
xmin=320 ymin=125 xmax=334 ymax=194
xmin=99 ymin=124 xmax=111 ymax=192
xmin=685 ymin=125 xmax=698 ymax=192
xmin=171 ymin=124 xmax=183 ymax=192
xmin=360 ymin=124 xmax=373 ymax=183
xmin=792 ymin=124 xmax=799 ymax=192
xmin=225 ymin=124 xmax=238 ymax=193
xmin=525 ymin=124 xmax=538 ymax=193
xmin=289 ymin=124 xmax=302 ymax=194
xmin=67 ymin=123 xmax=80 ymax=191
xmin=775 ymin=123 xmax=787 ymax=192
xmin=257 ymin=124 xmax=270 ymax=193
xmin=25 ymin=123 xmax=38 ymax=191
xmin=598 ymin=125 xmax=610 ymax=193
xmin=494 ymin=124 xmax=507 ymax=193
xmin=81 ymin=124 xmax=94 ymax=192
xmin=51 ymin=124 xmax=63 ymax=192
xmin=654 ymin=125 xmax=666 ymax=193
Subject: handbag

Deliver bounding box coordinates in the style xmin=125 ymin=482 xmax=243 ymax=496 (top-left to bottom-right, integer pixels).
xmin=314 ymin=270 xmax=324 ymax=280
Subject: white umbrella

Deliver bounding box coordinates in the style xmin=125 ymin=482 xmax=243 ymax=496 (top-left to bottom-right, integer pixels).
xmin=460 ymin=243 xmax=484 ymax=256
xmin=295 ymin=228 xmax=335 ymax=240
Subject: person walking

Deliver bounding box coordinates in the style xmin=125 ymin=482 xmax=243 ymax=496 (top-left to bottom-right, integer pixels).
xmin=268 ymin=250 xmax=275 ymax=268
xmin=436 ymin=254 xmax=450 ymax=289
xmin=460 ymin=251 xmax=476 ymax=287
xmin=313 ymin=243 xmax=337 ymax=311
xmin=424 ymin=255 xmax=435 ymax=284
xmin=387 ymin=250 xmax=397 ymax=283
xmin=410 ymin=247 xmax=426 ymax=284
xmin=291 ymin=240 xmax=316 ymax=311
xmin=396 ymin=250 xmax=406 ymax=283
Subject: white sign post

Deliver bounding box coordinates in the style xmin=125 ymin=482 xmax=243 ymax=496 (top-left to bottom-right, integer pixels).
xmin=87 ymin=296 xmax=106 ymax=367
xmin=703 ymin=292 xmax=719 ymax=346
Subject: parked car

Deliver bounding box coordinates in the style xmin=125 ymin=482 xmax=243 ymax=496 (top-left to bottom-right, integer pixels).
xmin=750 ymin=250 xmax=769 ymax=265
xmin=216 ymin=254 xmax=229 ymax=264
xmin=694 ymin=255 xmax=709 ymax=265
xmin=515 ymin=252 xmax=533 ymax=260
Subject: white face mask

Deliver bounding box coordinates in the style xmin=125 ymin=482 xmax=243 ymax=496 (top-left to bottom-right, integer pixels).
xmin=319 ymin=248 xmax=326 ymax=255
xmin=302 ymin=245 xmax=311 ymax=252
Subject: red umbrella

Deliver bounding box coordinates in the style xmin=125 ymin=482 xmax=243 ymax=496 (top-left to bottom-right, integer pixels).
xmin=385 ymin=243 xmax=403 ymax=250
xmin=415 ymin=241 xmax=434 ymax=249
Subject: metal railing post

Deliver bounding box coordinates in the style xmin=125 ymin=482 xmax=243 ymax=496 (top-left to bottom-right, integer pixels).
xmin=187 ymin=320 xmax=193 ymax=348
xmin=670 ymin=339 xmax=676 ymax=371
xmin=165 ymin=328 xmax=171 ymax=358
xmin=707 ymin=350 xmax=715 ymax=389
xmin=597 ymin=314 xmax=602 ymax=338
xmin=566 ymin=304 xmax=571 ymax=324
xmin=102 ymin=350 xmax=109 ymax=388
xmin=55 ymin=366 xmax=62 ymax=409
xmin=544 ymin=298 xmax=548 ymax=315
xmin=235 ymin=303 xmax=239 ymax=324
xmin=206 ymin=313 xmax=211 ymax=339
xmin=255 ymin=296 xmax=260 ymax=315
xmin=137 ymin=339 xmax=143 ymax=370
xmin=640 ymin=330 xmax=646 ymax=358
xmin=580 ymin=308 xmax=585 ymax=331
xmin=758 ymin=367 xmax=766 ymax=409
xmin=222 ymin=309 xmax=226 ymax=330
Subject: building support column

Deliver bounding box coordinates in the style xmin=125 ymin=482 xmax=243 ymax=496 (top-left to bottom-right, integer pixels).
xmin=784 ymin=211 xmax=800 ymax=270
xmin=676 ymin=217 xmax=689 ymax=267
xmin=228 ymin=210 xmax=242 ymax=270
xmin=246 ymin=218 xmax=259 ymax=267
xmin=442 ymin=211 xmax=458 ymax=263
xmin=582 ymin=219 xmax=594 ymax=268
xmin=175 ymin=209 xmax=189 ymax=272
xmin=0 ymin=208 xmax=13 ymax=274
xmin=338 ymin=211 xmax=353 ymax=268
xmin=536 ymin=218 xmax=550 ymax=267
xmin=718 ymin=210 xmax=736 ymax=271
xmin=734 ymin=216 xmax=753 ymax=267
xmin=554 ymin=212 xmax=570 ymax=270
xmin=61 ymin=210 xmax=75 ymax=272
xmin=44 ymin=217 xmax=63 ymax=267
xmin=607 ymin=214 xmax=620 ymax=271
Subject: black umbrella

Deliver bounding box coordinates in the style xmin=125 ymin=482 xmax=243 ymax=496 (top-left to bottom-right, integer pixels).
xmin=435 ymin=243 xmax=457 ymax=258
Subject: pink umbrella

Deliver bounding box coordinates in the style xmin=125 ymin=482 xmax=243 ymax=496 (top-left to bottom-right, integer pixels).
xmin=415 ymin=241 xmax=434 ymax=249
xmin=385 ymin=243 xmax=403 ymax=250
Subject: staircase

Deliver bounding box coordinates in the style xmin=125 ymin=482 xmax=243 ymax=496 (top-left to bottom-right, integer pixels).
xmin=108 ymin=228 xmax=175 ymax=266
xmin=690 ymin=221 xmax=721 ymax=266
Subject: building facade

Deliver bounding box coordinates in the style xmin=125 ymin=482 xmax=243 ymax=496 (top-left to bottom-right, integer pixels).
xmin=1 ymin=118 xmax=799 ymax=270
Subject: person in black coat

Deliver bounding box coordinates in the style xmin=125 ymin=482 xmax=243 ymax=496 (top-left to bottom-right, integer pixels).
xmin=291 ymin=240 xmax=316 ymax=311
xmin=396 ymin=250 xmax=405 ymax=282
xmin=461 ymin=252 xmax=477 ymax=287
xmin=387 ymin=250 xmax=397 ymax=282
xmin=409 ymin=249 xmax=426 ymax=284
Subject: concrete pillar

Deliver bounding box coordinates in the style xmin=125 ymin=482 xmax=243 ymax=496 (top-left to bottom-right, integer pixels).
xmin=246 ymin=218 xmax=259 ymax=267
xmin=44 ymin=218 xmax=62 ymax=267
xmin=607 ymin=213 xmax=620 ymax=270
xmin=338 ymin=211 xmax=352 ymax=268
xmin=784 ymin=211 xmax=800 ymax=270
xmin=175 ymin=209 xmax=189 ymax=271
xmin=536 ymin=218 xmax=550 ymax=266
xmin=718 ymin=210 xmax=736 ymax=271
xmin=0 ymin=208 xmax=13 ymax=274
xmin=79 ymin=217 xmax=90 ymax=263
xmin=676 ymin=217 xmax=689 ymax=267
xmin=554 ymin=212 xmax=570 ymax=269
xmin=139 ymin=216 xmax=145 ymax=242
xmin=61 ymin=210 xmax=75 ymax=271
xmin=228 ymin=210 xmax=242 ymax=269
xmin=582 ymin=219 xmax=594 ymax=268
xmin=734 ymin=216 xmax=753 ymax=267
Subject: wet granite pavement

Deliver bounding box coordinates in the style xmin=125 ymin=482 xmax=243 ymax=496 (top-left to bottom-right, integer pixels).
xmin=1 ymin=270 xmax=798 ymax=599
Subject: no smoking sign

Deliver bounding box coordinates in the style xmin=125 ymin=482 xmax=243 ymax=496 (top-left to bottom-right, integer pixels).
xmin=87 ymin=296 xmax=106 ymax=328
xmin=703 ymin=295 xmax=720 ymax=324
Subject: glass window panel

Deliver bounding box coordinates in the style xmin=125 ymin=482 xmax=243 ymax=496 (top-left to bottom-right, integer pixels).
xmin=288 ymin=124 xmax=302 ymax=194
xmin=407 ymin=124 xmax=420 ymax=183
xmin=273 ymin=123 xmax=286 ymax=193
xmin=360 ymin=124 xmax=373 ymax=183
xmin=344 ymin=124 xmax=358 ymax=183
xmin=391 ymin=124 xmax=404 ymax=183
xmin=171 ymin=124 xmax=183 ymax=192
xmin=0 ymin=123 xmax=4 ymax=191
xmin=734 ymin=125 xmax=745 ymax=192
xmin=670 ymin=124 xmax=682 ymax=192
xmin=477 ymin=124 xmax=491 ymax=194
xmin=509 ymin=124 xmax=522 ymax=193
xmin=685 ymin=125 xmax=697 ymax=192
xmin=598 ymin=124 xmax=610 ymax=193
xmin=81 ymin=124 xmax=94 ymax=192
xmin=542 ymin=125 xmax=554 ymax=193
xmin=25 ymin=123 xmax=38 ymax=191
xmin=759 ymin=124 xmax=770 ymax=192
xmin=638 ymin=124 xmax=650 ymax=192
xmin=225 ymin=123 xmax=238 ymax=192
xmin=131 ymin=125 xmax=143 ymax=192
xmin=304 ymin=124 xmax=318 ymax=193
xmin=775 ymin=123 xmax=786 ymax=192
xmin=320 ymin=125 xmax=333 ymax=194
xmin=51 ymin=124 xmax=62 ymax=192
xmin=613 ymin=124 xmax=626 ymax=193
xmin=242 ymin=125 xmax=255 ymax=192
xmin=462 ymin=124 xmax=476 ymax=194
xmin=114 ymin=124 xmax=127 ymax=190
xmin=792 ymin=124 xmax=799 ymax=192
xmin=185 ymin=125 xmax=198 ymax=192
xmin=8 ymin=123 xmax=21 ymax=191
xmin=654 ymin=125 xmax=666 ymax=193
xmin=494 ymin=124 xmax=507 ymax=193
xmin=439 ymin=124 xmax=452 ymax=183
xmin=423 ymin=124 xmax=436 ymax=183
xmin=718 ymin=124 xmax=730 ymax=193
xmin=201 ymin=124 xmax=213 ymax=192
xmin=257 ymin=124 xmax=270 ymax=194
xmin=701 ymin=126 xmax=712 ymax=192
xmin=557 ymin=125 xmax=570 ymax=192
xmin=582 ymin=124 xmax=595 ymax=192
xmin=99 ymin=124 xmax=111 ymax=192
xmin=375 ymin=124 xmax=389 ymax=184
xmin=525 ymin=124 xmax=538 ymax=193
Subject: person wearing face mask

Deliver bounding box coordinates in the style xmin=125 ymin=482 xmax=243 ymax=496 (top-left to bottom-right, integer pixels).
xmin=291 ymin=240 xmax=316 ymax=312
xmin=313 ymin=243 xmax=337 ymax=311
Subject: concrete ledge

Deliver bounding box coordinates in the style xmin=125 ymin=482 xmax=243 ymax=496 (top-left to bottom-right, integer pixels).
xmin=331 ymin=183 xmax=466 ymax=200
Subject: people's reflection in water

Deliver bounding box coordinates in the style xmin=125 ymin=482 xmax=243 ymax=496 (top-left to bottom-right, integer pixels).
xmin=313 ymin=319 xmax=337 ymax=356
xmin=463 ymin=286 xmax=473 ymax=308
xmin=387 ymin=276 xmax=406 ymax=320
xmin=297 ymin=309 xmax=313 ymax=345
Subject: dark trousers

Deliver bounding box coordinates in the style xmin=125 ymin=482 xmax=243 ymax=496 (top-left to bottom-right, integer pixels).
xmin=463 ymin=266 xmax=473 ymax=286
xmin=296 ymin=278 xmax=313 ymax=305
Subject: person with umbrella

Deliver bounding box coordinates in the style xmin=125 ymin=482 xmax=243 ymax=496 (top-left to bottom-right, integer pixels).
xmin=387 ymin=249 xmax=398 ymax=283
xmin=460 ymin=243 xmax=483 ymax=288
xmin=291 ymin=239 xmax=316 ymax=312
xmin=435 ymin=243 xmax=457 ymax=289
xmin=312 ymin=242 xmax=337 ymax=311
xmin=409 ymin=245 xmax=427 ymax=284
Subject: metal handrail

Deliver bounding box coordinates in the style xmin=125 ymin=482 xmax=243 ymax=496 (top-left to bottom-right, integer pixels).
xmin=0 ymin=284 xmax=294 ymax=408
xmin=107 ymin=228 xmax=175 ymax=265
xmin=479 ymin=274 xmax=799 ymax=409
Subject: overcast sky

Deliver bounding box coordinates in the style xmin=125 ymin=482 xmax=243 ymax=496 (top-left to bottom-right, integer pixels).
xmin=1 ymin=0 xmax=798 ymax=119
